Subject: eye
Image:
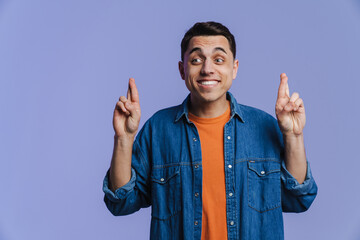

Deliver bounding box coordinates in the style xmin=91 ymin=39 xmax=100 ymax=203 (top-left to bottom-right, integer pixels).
xmin=215 ymin=58 xmax=224 ymax=63
xmin=191 ymin=58 xmax=202 ymax=64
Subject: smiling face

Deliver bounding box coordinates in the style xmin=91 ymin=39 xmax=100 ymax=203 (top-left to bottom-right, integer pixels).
xmin=179 ymin=35 xmax=239 ymax=109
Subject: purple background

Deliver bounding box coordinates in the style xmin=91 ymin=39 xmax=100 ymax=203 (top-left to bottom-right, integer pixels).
xmin=1 ymin=0 xmax=359 ymax=239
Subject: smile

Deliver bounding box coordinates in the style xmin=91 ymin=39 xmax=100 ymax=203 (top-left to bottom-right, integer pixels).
xmin=197 ymin=80 xmax=219 ymax=87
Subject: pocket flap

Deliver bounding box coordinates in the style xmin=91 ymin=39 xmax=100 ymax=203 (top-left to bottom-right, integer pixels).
xmin=151 ymin=166 xmax=180 ymax=184
xmin=248 ymin=160 xmax=280 ymax=177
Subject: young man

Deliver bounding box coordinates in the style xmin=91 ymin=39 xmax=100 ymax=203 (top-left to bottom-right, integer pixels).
xmin=103 ymin=22 xmax=317 ymax=240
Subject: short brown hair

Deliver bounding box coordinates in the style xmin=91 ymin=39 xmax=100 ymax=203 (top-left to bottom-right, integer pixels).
xmin=180 ymin=21 xmax=236 ymax=61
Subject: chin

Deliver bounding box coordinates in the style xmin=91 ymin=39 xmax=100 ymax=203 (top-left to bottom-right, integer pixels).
xmin=195 ymin=93 xmax=224 ymax=103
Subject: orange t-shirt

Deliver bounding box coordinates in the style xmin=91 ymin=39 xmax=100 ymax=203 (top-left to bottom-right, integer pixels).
xmin=188 ymin=103 xmax=231 ymax=240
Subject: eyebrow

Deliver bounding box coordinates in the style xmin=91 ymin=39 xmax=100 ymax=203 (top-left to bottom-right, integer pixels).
xmin=189 ymin=47 xmax=227 ymax=55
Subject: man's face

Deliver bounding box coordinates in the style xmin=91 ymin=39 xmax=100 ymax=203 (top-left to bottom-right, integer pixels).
xmin=179 ymin=35 xmax=239 ymax=106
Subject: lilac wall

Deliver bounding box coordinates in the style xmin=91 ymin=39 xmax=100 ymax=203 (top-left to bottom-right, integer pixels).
xmin=1 ymin=0 xmax=359 ymax=239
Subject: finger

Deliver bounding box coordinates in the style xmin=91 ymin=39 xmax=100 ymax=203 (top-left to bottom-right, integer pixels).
xmin=129 ymin=78 xmax=140 ymax=103
xmin=119 ymin=96 xmax=128 ymax=103
xmin=116 ymin=101 xmax=130 ymax=115
xmin=294 ymin=98 xmax=304 ymax=111
xmin=275 ymin=97 xmax=288 ymax=113
xmin=289 ymin=92 xmax=299 ymax=103
xmin=124 ymin=101 xmax=138 ymax=117
xmin=277 ymin=73 xmax=289 ymax=99
xmin=285 ymin=80 xmax=290 ymax=98
xmin=284 ymin=102 xmax=295 ymax=112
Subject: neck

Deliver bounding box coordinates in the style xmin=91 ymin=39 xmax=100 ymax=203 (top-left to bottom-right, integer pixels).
xmin=189 ymin=95 xmax=229 ymax=118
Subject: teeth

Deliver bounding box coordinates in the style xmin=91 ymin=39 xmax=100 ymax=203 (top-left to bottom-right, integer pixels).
xmin=199 ymin=81 xmax=218 ymax=86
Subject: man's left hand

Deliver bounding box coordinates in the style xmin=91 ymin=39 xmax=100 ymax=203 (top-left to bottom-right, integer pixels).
xmin=275 ymin=73 xmax=306 ymax=136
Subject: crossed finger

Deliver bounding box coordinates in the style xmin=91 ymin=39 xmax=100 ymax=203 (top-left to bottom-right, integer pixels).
xmin=277 ymin=73 xmax=290 ymax=100
xmin=128 ymin=78 xmax=139 ymax=103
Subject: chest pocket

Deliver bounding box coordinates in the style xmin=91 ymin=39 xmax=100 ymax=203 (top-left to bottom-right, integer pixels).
xmin=151 ymin=165 xmax=181 ymax=220
xmin=247 ymin=160 xmax=281 ymax=213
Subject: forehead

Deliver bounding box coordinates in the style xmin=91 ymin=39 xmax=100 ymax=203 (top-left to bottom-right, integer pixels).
xmin=187 ymin=35 xmax=231 ymax=53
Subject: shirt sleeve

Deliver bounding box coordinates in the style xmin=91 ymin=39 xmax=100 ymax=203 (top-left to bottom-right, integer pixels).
xmin=102 ymin=125 xmax=152 ymax=216
xmin=281 ymin=160 xmax=318 ymax=213
xmin=103 ymin=168 xmax=136 ymax=201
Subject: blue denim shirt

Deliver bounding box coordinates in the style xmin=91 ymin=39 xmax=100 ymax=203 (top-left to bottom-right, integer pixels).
xmin=103 ymin=92 xmax=317 ymax=240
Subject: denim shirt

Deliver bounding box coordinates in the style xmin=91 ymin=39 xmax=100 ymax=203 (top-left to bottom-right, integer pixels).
xmin=103 ymin=92 xmax=318 ymax=240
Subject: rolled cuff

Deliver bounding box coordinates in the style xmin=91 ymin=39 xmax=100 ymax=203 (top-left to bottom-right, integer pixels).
xmin=103 ymin=168 xmax=136 ymax=201
xmin=281 ymin=160 xmax=315 ymax=196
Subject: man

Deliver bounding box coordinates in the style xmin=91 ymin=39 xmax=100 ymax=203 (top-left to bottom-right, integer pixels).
xmin=103 ymin=22 xmax=317 ymax=240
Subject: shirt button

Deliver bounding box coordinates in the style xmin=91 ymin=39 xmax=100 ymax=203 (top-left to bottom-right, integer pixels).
xmin=230 ymin=221 xmax=234 ymax=226
xmin=227 ymin=136 xmax=231 ymax=140
xmin=228 ymin=164 xmax=232 ymax=169
xmin=194 ymin=221 xmax=198 ymax=225
xmin=160 ymin=178 xmax=164 ymax=182
xmin=229 ymin=192 xmax=233 ymax=197
xmin=260 ymin=171 xmax=265 ymax=175
xmin=195 ymin=192 xmax=199 ymax=197
xmin=193 ymin=138 xmax=197 ymax=142
xmin=194 ymin=165 xmax=199 ymax=169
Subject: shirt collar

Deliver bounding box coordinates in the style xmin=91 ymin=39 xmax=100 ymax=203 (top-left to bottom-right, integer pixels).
xmin=174 ymin=92 xmax=245 ymax=123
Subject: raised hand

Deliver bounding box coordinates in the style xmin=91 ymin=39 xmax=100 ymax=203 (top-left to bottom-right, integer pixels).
xmin=275 ymin=73 xmax=306 ymax=136
xmin=113 ymin=78 xmax=141 ymax=139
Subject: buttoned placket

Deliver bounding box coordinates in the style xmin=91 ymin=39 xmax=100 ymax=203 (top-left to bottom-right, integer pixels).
xmin=224 ymin=120 xmax=237 ymax=240
xmin=188 ymin=122 xmax=203 ymax=240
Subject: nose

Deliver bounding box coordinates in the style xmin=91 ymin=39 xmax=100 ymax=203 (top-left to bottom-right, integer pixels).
xmin=200 ymin=59 xmax=214 ymax=76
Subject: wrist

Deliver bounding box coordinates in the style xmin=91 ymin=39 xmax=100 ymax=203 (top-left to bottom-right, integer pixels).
xmin=282 ymin=132 xmax=305 ymax=151
xmin=282 ymin=131 xmax=303 ymax=139
xmin=114 ymin=134 xmax=135 ymax=147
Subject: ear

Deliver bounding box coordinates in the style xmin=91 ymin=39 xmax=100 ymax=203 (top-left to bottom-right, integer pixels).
xmin=178 ymin=61 xmax=185 ymax=80
xmin=232 ymin=59 xmax=239 ymax=79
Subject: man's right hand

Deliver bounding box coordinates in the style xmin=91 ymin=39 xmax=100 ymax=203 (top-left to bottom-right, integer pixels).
xmin=113 ymin=78 xmax=141 ymax=139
